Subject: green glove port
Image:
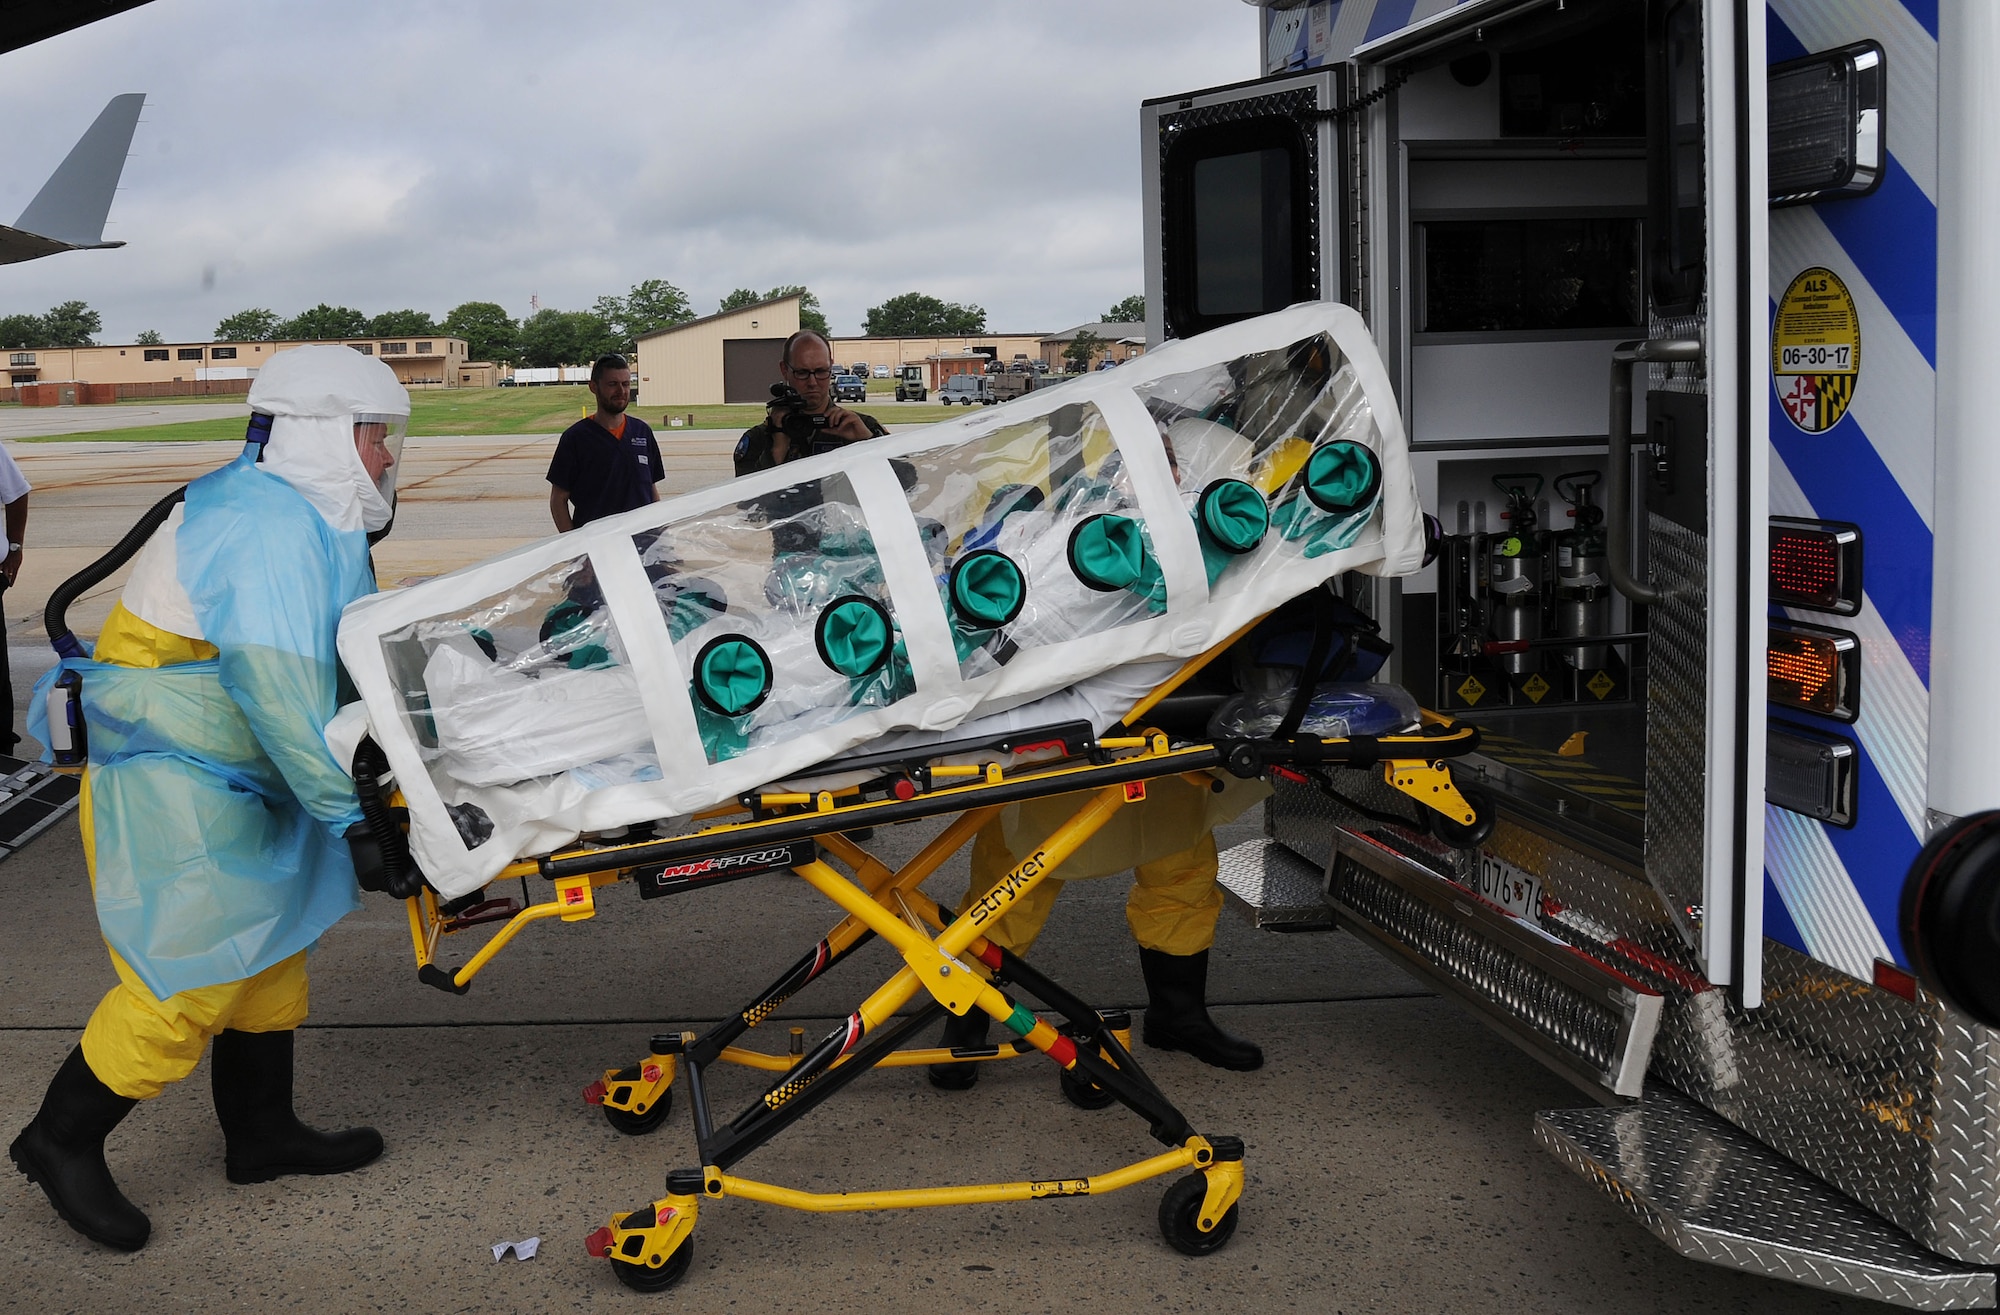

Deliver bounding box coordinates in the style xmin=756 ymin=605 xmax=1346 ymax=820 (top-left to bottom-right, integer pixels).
xmin=816 ymin=596 xmax=892 ymax=677
xmin=948 ymin=549 xmax=1026 ymax=628
xmin=692 ymin=634 xmax=772 ymax=716
xmin=1067 ymin=514 xmax=1149 ymax=591
xmin=1196 ymin=479 xmax=1270 ymax=555
xmin=1302 ymin=441 xmax=1381 ymax=513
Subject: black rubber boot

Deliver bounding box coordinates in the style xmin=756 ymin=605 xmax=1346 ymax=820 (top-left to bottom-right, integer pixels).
xmin=211 ymin=1029 xmax=383 ymax=1185
xmin=8 ymin=1044 xmax=151 ymax=1251
xmin=926 ymin=1011 xmax=993 ymax=1091
xmin=1139 ymin=948 xmax=1264 ymax=1071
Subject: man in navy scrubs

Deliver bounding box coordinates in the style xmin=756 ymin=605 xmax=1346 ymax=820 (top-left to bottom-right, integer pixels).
xmin=547 ymin=354 xmax=664 ymax=531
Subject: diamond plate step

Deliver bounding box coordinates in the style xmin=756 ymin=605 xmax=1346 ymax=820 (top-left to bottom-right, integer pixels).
xmin=1537 ymin=1087 xmax=1997 ymax=1310
xmin=1327 ymin=825 xmax=1662 ymax=1099
xmin=0 ymin=754 xmax=79 ymax=858
xmin=1215 ymin=837 xmax=1336 ymax=929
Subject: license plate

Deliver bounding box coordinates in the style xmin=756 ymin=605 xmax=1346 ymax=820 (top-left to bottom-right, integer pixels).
xmin=1473 ymin=852 xmax=1542 ymax=924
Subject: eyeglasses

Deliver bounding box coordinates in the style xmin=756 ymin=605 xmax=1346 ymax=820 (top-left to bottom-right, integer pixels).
xmin=787 ymin=367 xmax=832 ymax=381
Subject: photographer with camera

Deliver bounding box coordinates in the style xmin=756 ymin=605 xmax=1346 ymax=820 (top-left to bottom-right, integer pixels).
xmin=733 ymin=331 xmax=885 ymax=476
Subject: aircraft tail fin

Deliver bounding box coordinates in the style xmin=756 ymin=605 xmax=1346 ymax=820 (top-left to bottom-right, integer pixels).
xmin=14 ymin=93 xmax=145 ymax=247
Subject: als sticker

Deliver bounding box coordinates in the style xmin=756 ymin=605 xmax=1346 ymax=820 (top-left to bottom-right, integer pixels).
xmin=1773 ymin=266 xmax=1861 ymax=434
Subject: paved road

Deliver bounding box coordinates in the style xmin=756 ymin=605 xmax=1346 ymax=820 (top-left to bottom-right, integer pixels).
xmin=0 ymin=438 xmax=1877 ymax=1313
xmin=0 ymin=402 xmax=249 ymax=440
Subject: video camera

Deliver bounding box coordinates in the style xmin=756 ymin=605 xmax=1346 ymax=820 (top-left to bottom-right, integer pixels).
xmin=769 ymin=383 xmax=835 ymax=452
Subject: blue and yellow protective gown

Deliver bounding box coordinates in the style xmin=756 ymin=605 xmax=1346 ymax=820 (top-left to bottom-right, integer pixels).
xmin=32 ymin=454 xmax=374 ymax=1098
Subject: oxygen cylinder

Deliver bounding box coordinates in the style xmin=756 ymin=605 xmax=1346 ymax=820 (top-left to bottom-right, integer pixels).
xmin=1486 ymin=474 xmax=1543 ymax=676
xmin=1552 ymin=470 xmax=1609 ymax=671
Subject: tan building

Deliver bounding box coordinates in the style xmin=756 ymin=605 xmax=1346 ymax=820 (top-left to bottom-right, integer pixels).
xmin=457 ymin=361 xmax=506 ymax=388
xmin=1038 ymin=322 xmax=1146 ymax=372
xmin=633 ymin=294 xmax=801 ymax=407
xmin=827 ymin=333 xmax=1048 ymax=373
xmin=5 ymin=335 xmax=472 ymax=392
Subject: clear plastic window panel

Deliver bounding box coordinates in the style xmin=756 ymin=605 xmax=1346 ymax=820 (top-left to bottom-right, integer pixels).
xmin=900 ymin=401 xmax=1162 ymax=679
xmin=376 ymin=553 xmax=648 ymax=848
xmin=1131 ymin=331 xmax=1387 ymax=595
xmin=639 ymin=471 xmax=915 ymax=766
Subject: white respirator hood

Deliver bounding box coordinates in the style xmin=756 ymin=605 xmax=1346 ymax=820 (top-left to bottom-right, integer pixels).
xmin=248 ymin=345 xmax=411 ymax=533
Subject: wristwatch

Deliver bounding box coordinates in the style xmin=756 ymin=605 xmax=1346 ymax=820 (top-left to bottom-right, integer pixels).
xmin=5 ymin=542 xmax=18 ymax=554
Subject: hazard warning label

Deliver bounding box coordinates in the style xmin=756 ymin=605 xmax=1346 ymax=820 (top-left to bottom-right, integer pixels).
xmin=1773 ymin=266 xmax=1860 ymax=434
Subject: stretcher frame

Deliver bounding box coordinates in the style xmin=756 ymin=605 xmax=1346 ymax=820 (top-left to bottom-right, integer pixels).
xmin=381 ymin=643 xmax=1485 ymax=1292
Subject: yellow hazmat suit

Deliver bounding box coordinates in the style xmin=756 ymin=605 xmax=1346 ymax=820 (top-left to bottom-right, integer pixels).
xmin=959 ymin=772 xmax=1269 ymax=957
xmin=77 ymin=604 xmax=310 ymax=1099
xmin=10 ymin=344 xmax=407 ymax=1253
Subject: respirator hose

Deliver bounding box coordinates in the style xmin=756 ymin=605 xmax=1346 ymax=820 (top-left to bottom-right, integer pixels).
xmin=350 ymin=734 xmax=417 ymax=896
xmin=44 ymin=485 xmax=187 ymax=660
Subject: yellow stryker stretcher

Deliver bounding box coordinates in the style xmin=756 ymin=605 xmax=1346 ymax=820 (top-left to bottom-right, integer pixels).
xmin=365 ymin=631 xmax=1487 ymax=1293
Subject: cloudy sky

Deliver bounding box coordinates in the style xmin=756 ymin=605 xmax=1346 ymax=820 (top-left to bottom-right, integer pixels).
xmin=0 ymin=1 xmax=1253 ymax=344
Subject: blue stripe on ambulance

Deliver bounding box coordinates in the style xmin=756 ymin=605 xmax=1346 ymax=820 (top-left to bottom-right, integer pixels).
xmin=1816 ymin=162 xmax=1938 ymax=366
xmin=1763 ymin=871 xmax=1809 ymax=957
xmin=1363 ymin=0 xmax=1420 ymax=44
xmin=1768 ymin=402 xmax=1933 ymax=682
xmin=1762 ymin=0 xmax=1936 ymax=980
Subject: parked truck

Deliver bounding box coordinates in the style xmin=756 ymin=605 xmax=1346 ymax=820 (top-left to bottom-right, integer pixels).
xmin=1150 ymin=2 xmax=2000 ymax=1307
xmin=508 ymin=366 xmax=591 ymax=386
xmin=986 ymin=369 xmax=1036 ymax=403
xmin=938 ymin=373 xmax=993 ymax=406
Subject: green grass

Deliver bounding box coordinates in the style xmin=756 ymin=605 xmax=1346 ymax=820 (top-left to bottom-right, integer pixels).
xmin=20 ymin=387 xmax=971 ymax=442
xmin=21 ymin=415 xmax=254 ymax=443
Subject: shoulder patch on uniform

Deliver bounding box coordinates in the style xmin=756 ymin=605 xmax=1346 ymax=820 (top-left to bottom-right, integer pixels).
xmin=734 ymin=435 xmax=751 ymax=460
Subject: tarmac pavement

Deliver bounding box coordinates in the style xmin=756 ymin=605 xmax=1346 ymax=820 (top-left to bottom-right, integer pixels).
xmin=0 ymin=438 xmax=1879 ymax=1313
xmin=0 ymin=402 xmax=250 ymax=441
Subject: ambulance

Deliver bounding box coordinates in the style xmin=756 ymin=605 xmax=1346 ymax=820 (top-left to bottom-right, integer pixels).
xmin=1142 ymin=1 xmax=2000 ymax=1305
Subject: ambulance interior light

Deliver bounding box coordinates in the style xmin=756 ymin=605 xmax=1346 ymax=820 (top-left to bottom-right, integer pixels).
xmin=1770 ymin=516 xmax=1861 ymax=615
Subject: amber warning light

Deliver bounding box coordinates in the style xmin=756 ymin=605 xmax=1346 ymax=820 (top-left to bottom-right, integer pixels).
xmin=1768 ymin=621 xmax=1860 ymax=721
xmin=1770 ymin=516 xmax=1861 ymax=614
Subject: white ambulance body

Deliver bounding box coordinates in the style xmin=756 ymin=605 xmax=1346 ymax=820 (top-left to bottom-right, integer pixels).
xmin=1148 ymin=2 xmax=2000 ymax=1305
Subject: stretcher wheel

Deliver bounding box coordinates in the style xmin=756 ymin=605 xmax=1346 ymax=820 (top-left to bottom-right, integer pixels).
xmin=1426 ymin=785 xmax=1495 ymax=850
xmin=602 ymin=1083 xmax=674 ymax=1136
xmin=1059 ymin=1066 xmax=1116 ymax=1110
xmin=609 ymin=1235 xmax=693 ymax=1292
xmin=1157 ymin=1172 xmax=1238 ymax=1256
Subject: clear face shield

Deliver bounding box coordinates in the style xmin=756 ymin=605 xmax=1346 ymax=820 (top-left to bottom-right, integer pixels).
xmin=354 ymin=412 xmax=408 ymax=505
xmin=355 ymin=412 xmax=409 ymax=542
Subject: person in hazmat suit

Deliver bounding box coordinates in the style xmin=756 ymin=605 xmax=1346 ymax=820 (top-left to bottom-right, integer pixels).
xmin=9 ymin=345 xmax=420 ymax=1252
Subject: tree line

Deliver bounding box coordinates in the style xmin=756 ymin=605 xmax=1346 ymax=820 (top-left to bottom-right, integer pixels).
xmin=0 ymin=289 xmax=1145 ymax=365
xmin=0 ymin=301 xmax=105 ymax=351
